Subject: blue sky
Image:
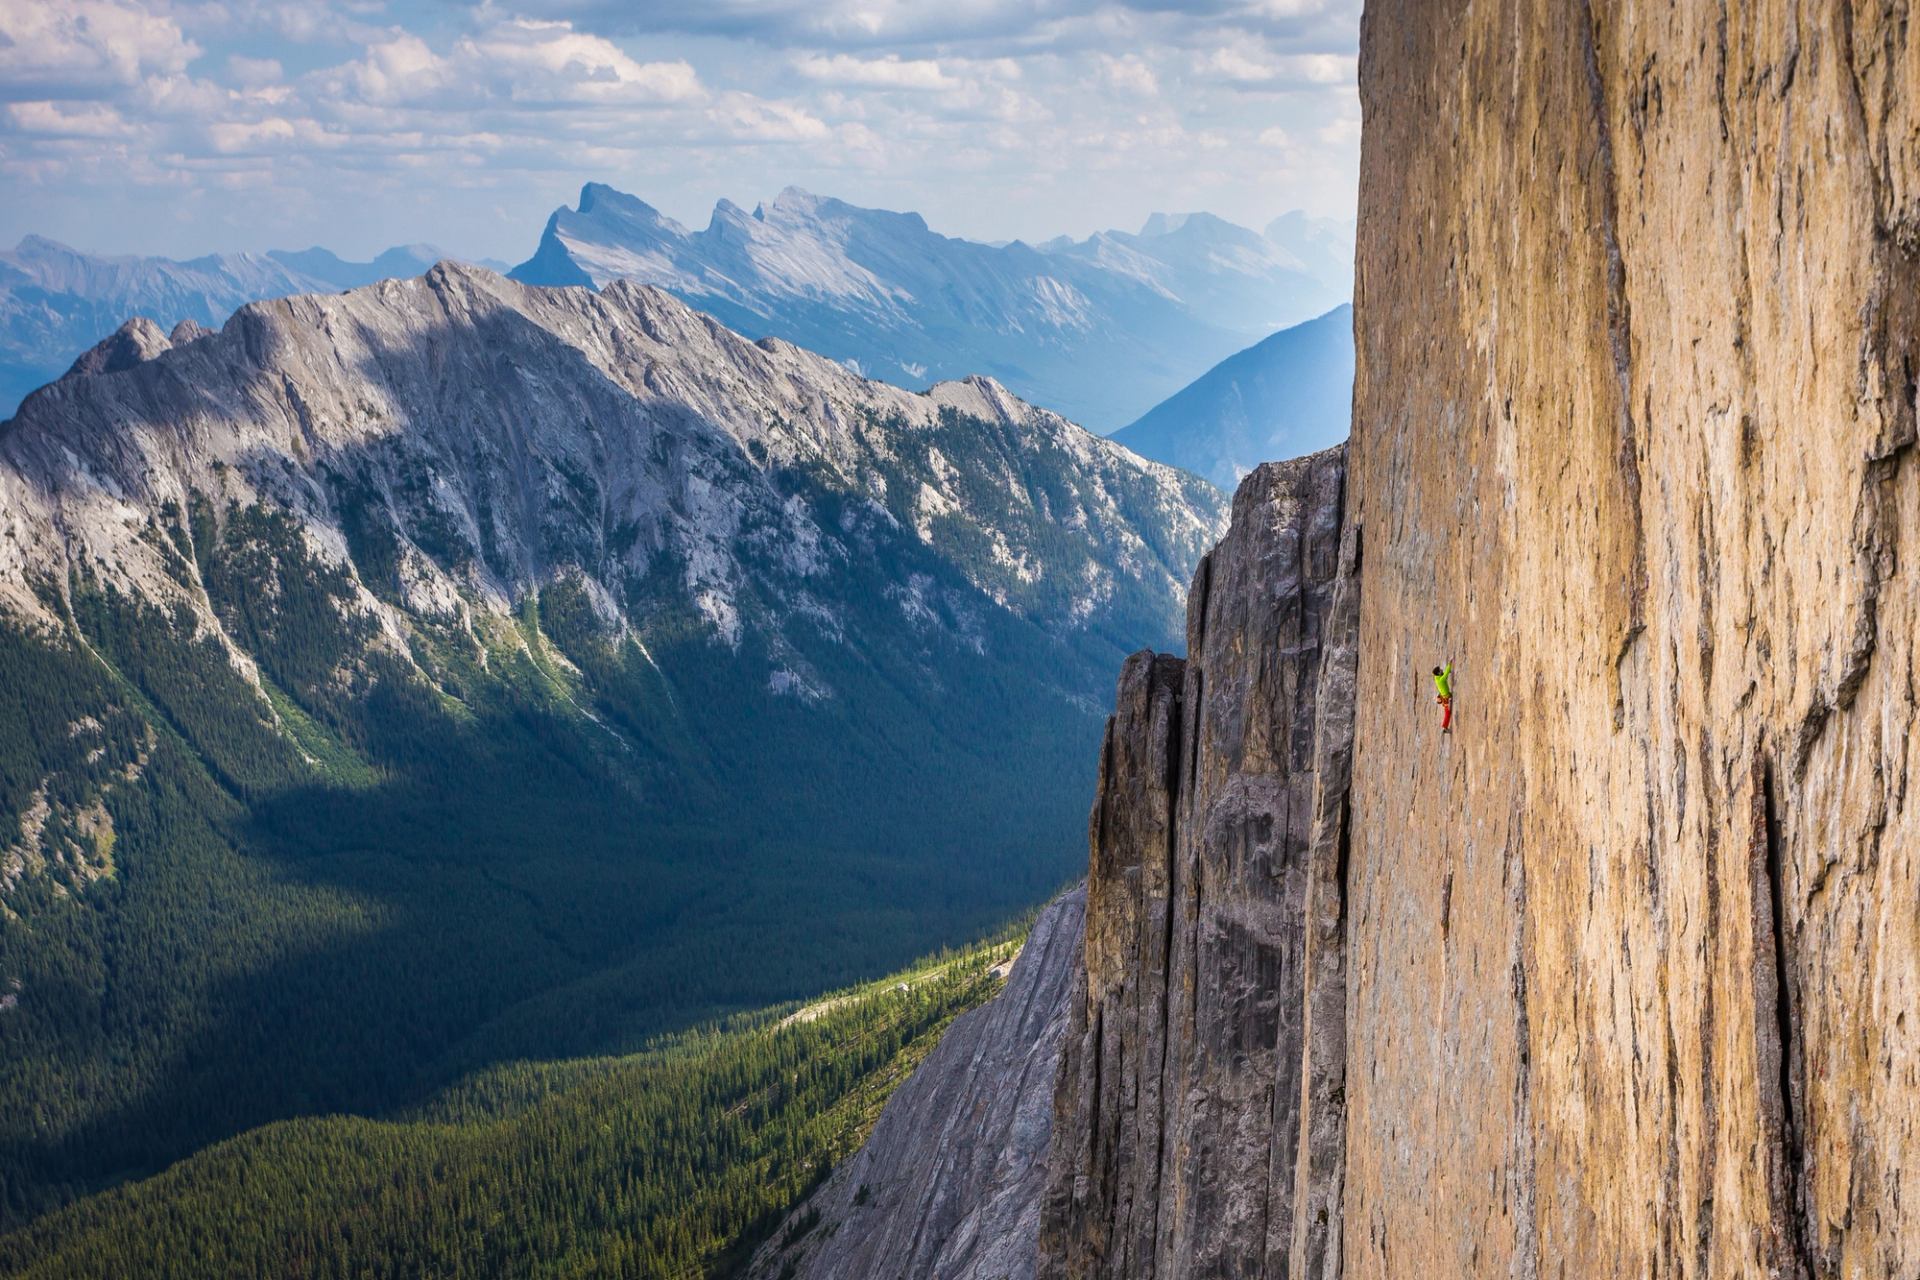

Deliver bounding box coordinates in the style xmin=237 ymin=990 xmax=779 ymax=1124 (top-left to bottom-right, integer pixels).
xmin=0 ymin=0 xmax=1363 ymax=261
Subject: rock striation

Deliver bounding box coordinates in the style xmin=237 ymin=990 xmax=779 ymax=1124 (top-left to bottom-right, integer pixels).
xmin=1336 ymin=1 xmax=1920 ymax=1274
xmin=746 ymin=886 xmax=1087 ymax=1280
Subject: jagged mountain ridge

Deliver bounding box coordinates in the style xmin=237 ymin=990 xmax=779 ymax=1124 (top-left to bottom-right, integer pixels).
xmin=511 ymin=184 xmax=1350 ymax=430
xmin=0 ymin=237 xmax=446 ymax=417
xmin=0 ymin=261 xmax=1222 ymax=1224
xmin=0 ymin=261 xmax=1219 ymax=661
xmin=1113 ymin=303 xmax=1355 ymax=490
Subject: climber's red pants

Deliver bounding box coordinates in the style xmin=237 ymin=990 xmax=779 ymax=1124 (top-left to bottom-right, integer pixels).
xmin=1438 ymin=696 xmax=1452 ymax=732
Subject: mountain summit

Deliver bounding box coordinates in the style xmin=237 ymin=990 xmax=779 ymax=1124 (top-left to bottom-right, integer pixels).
xmin=511 ymin=185 xmax=1348 ymax=429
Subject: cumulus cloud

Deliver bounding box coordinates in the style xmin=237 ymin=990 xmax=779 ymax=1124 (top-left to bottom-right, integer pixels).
xmin=0 ymin=0 xmax=200 ymax=98
xmin=522 ymin=0 xmax=1360 ymax=48
xmin=1198 ymin=44 xmax=1354 ymax=86
xmin=226 ymin=55 xmax=285 ymax=89
xmin=0 ymin=0 xmax=1362 ymax=261
xmin=708 ymin=94 xmax=831 ymax=142
xmin=313 ymin=20 xmax=702 ymax=110
xmin=1100 ymin=54 xmax=1159 ymax=97
xmin=455 ymin=19 xmax=703 ymax=105
xmin=7 ymin=100 xmax=132 ymax=138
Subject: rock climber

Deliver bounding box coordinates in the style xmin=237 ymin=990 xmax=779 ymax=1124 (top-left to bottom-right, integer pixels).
xmin=1432 ymin=661 xmax=1453 ymax=735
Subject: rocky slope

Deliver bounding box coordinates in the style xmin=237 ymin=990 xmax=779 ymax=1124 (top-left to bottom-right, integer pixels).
xmin=746 ymin=885 xmax=1086 ymax=1280
xmin=0 ymin=237 xmax=443 ymax=416
xmin=510 ymin=184 xmax=1347 ymax=430
xmin=0 ymin=262 xmax=1217 ymax=655
xmin=1113 ymin=305 xmax=1354 ymax=490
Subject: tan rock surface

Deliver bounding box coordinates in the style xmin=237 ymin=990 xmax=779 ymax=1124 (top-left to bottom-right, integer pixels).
xmin=1345 ymin=1 xmax=1920 ymax=1274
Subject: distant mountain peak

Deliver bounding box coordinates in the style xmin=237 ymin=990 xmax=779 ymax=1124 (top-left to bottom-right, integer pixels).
xmin=0 ymin=237 xmax=497 ymax=417
xmin=765 ymin=185 xmax=826 ymax=216
xmin=1114 ymin=303 xmax=1354 ymax=489
xmin=509 ymin=181 xmax=1351 ymax=430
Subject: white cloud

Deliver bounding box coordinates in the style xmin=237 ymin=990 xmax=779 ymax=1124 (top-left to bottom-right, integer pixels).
xmin=312 ymin=19 xmax=701 ymax=110
xmin=0 ymin=0 xmax=200 ymax=97
xmin=526 ymin=0 xmax=1360 ymax=49
xmin=226 ymin=55 xmax=285 ymax=89
xmin=0 ymin=0 xmax=1362 ymax=260
xmin=456 ymin=19 xmax=702 ymax=105
xmin=1199 ymin=45 xmax=1355 ymax=86
xmin=795 ymin=54 xmax=957 ymax=91
xmin=1100 ymin=55 xmax=1159 ymax=98
xmin=206 ymin=115 xmax=299 ymax=152
xmin=709 ymin=94 xmax=830 ymax=142
xmin=7 ymin=100 xmax=132 ymax=137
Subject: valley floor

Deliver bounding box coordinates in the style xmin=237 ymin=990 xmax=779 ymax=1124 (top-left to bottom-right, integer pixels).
xmin=0 ymin=925 xmax=1029 ymax=1279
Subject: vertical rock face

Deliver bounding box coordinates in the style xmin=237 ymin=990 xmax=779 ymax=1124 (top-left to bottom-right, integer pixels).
xmin=1029 ymin=4 xmax=1918 ymax=1278
xmin=745 ymin=886 xmax=1086 ymax=1280
xmin=810 ymin=6 xmax=1920 ymax=1275
xmin=1341 ymin=1 xmax=1920 ymax=1275
xmin=1039 ymin=447 xmax=1355 ymax=1279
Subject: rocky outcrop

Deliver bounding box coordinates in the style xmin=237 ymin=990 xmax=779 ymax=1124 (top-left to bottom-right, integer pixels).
xmin=746 ymin=885 xmax=1087 ymax=1280
xmin=62 ymin=317 xmax=175 ymax=380
xmin=1039 ymin=446 xmax=1355 ymax=1279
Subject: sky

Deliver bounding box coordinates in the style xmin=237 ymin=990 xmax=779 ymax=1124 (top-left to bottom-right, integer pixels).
xmin=0 ymin=0 xmax=1364 ymax=263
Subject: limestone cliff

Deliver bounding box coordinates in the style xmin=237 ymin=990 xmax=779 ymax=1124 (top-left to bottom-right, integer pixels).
xmin=1336 ymin=0 xmax=1920 ymax=1274
xmin=745 ymin=886 xmax=1086 ymax=1280
xmin=1034 ymin=1 xmax=1920 ymax=1276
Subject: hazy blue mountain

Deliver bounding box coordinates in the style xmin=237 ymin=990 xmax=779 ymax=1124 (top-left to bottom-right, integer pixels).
xmin=264 ymin=243 xmax=444 ymax=289
xmin=0 ymin=264 xmax=1223 ymax=1228
xmin=511 ymin=184 xmax=1350 ymax=430
xmin=1264 ymin=212 xmax=1357 ymax=297
xmin=0 ymin=237 xmax=446 ymax=416
xmin=1041 ymin=210 xmax=1340 ymax=339
xmin=1112 ymin=304 xmax=1354 ymax=489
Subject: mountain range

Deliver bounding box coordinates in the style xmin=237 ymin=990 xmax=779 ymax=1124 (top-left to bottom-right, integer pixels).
xmin=0 ymin=262 xmax=1221 ymax=1226
xmin=0 ymin=238 xmax=460 ymax=416
xmin=1112 ymin=303 xmax=1354 ymax=489
xmin=1 ymin=189 xmax=1352 ymax=449
xmin=509 ymin=184 xmax=1351 ymax=430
